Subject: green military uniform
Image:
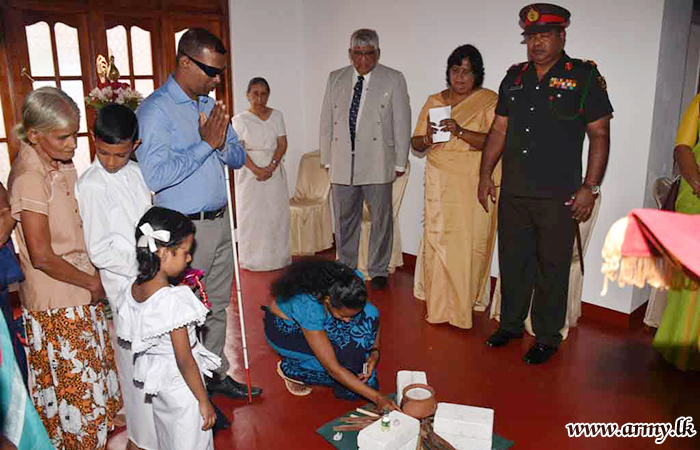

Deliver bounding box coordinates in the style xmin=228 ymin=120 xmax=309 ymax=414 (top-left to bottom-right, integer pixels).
xmin=495 ymin=52 xmax=613 ymax=348
xmin=498 ymin=54 xmax=613 ymax=198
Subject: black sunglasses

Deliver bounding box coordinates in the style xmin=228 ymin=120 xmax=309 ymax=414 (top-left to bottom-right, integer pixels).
xmin=182 ymin=52 xmax=225 ymax=78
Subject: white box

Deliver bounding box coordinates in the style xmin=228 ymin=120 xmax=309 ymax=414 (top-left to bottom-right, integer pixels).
xmin=396 ymin=370 xmax=427 ymax=406
xmin=434 ymin=430 xmax=491 ymax=450
xmin=433 ymin=403 xmax=494 ymax=441
xmin=357 ymin=411 xmax=420 ymax=450
xmin=362 ymin=435 xmax=419 ymax=450
xmin=399 ymin=435 xmax=419 ymax=450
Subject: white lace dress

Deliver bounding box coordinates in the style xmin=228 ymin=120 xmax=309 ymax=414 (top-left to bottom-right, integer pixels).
xmin=232 ymin=109 xmax=291 ymax=271
xmin=116 ymin=285 xmax=221 ymax=450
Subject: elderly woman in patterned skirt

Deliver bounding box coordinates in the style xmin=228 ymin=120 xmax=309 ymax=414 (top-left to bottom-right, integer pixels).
xmin=8 ymin=87 xmax=122 ymax=449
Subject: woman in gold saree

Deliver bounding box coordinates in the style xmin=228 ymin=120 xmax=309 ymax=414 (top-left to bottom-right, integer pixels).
xmin=412 ymin=45 xmax=499 ymax=329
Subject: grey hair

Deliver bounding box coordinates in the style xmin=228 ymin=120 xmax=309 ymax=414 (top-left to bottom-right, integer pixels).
xmin=14 ymin=87 xmax=80 ymax=143
xmin=349 ymin=29 xmax=379 ymax=50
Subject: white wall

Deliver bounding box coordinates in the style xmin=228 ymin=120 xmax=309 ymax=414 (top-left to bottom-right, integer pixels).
xmin=681 ymin=24 xmax=700 ymax=116
xmin=230 ymin=0 xmax=691 ymax=315
xmin=229 ymin=0 xmax=306 ymax=195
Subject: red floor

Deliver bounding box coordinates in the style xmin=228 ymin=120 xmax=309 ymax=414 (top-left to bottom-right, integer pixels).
xmin=109 ymin=258 xmax=700 ymax=450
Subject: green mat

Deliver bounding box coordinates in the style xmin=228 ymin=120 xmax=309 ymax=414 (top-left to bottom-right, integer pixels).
xmin=317 ymin=399 xmax=514 ymax=450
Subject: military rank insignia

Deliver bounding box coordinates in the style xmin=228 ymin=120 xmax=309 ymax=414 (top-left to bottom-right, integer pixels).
xmin=526 ymin=7 xmax=540 ymax=22
xmin=549 ymin=77 xmax=578 ymax=90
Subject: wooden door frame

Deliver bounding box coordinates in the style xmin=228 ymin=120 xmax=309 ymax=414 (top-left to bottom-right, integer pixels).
xmin=0 ymin=0 xmax=232 ymax=162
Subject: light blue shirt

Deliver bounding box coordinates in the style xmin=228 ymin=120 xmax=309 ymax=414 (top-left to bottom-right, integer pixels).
xmin=136 ymin=75 xmax=246 ymax=214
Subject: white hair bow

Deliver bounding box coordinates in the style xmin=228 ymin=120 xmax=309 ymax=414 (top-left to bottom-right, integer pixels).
xmin=137 ymin=223 xmax=171 ymax=253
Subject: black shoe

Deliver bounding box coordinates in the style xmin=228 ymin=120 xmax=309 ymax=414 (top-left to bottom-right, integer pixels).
xmin=486 ymin=329 xmax=522 ymax=348
xmin=523 ymin=343 xmax=558 ymax=365
xmin=206 ymin=375 xmax=263 ymax=399
xmin=212 ymin=403 xmax=231 ymax=434
xmin=370 ymin=276 xmax=388 ymax=290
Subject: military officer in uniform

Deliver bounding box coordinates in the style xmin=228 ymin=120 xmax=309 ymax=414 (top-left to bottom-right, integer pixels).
xmin=478 ymin=3 xmax=613 ymax=364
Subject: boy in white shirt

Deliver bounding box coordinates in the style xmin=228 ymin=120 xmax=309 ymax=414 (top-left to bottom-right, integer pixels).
xmin=75 ymin=104 xmax=156 ymax=450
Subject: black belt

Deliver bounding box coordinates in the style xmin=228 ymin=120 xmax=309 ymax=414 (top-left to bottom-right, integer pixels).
xmin=186 ymin=206 xmax=226 ymax=221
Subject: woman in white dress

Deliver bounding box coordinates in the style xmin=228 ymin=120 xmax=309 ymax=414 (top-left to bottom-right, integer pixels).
xmin=232 ymin=77 xmax=291 ymax=271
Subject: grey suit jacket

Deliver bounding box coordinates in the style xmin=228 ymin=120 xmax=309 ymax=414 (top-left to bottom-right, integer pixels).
xmin=319 ymin=64 xmax=411 ymax=185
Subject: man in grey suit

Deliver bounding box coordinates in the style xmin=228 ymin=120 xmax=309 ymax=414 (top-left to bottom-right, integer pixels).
xmin=320 ymin=28 xmax=411 ymax=290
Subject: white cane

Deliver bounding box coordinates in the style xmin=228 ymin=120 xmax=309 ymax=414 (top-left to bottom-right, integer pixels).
xmin=224 ymin=165 xmax=253 ymax=404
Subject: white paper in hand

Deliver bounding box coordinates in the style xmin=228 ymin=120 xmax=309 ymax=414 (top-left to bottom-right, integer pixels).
xmin=429 ymin=106 xmax=452 ymax=143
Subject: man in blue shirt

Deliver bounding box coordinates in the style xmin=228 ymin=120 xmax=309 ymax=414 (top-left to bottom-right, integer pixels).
xmin=137 ymin=28 xmax=262 ymax=399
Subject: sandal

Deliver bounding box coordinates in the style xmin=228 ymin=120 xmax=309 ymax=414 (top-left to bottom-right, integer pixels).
xmin=276 ymin=361 xmax=312 ymax=396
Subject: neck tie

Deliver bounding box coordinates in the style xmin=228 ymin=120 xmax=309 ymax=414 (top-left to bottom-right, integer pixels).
xmin=349 ymin=75 xmax=364 ymax=149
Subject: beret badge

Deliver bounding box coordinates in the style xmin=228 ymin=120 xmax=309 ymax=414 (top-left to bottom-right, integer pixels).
xmin=526 ymin=7 xmax=540 ymax=23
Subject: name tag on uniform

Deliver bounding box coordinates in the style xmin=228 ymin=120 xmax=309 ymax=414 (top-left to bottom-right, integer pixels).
xmin=508 ymin=84 xmax=523 ymax=91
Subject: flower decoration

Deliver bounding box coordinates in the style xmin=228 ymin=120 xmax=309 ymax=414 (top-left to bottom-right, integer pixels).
xmin=85 ymin=84 xmax=143 ymax=111
xmin=181 ymin=267 xmax=211 ymax=309
xmin=85 ymin=55 xmax=143 ymax=111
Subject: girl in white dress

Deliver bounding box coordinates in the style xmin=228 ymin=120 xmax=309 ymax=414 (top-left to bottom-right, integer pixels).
xmin=116 ymin=206 xmax=220 ymax=450
xmin=232 ymin=77 xmax=291 ymax=271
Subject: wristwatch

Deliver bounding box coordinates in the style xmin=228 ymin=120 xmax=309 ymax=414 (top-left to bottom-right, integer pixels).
xmin=584 ymin=184 xmax=601 ymax=195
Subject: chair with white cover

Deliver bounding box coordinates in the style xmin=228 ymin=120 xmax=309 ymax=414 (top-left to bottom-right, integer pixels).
xmin=356 ymin=161 xmax=411 ymax=279
xmin=489 ymin=194 xmax=602 ymax=340
xmin=289 ymin=150 xmax=333 ymax=255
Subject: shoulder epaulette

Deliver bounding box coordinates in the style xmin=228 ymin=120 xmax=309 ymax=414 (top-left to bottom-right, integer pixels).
xmin=508 ymin=61 xmax=529 ymax=73
xmin=569 ymin=58 xmax=597 ymax=69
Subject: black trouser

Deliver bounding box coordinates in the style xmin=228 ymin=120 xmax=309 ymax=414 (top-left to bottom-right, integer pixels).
xmin=497 ymin=193 xmax=576 ymax=348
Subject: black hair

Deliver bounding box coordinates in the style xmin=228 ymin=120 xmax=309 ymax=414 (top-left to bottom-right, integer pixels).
xmin=247 ymin=77 xmax=270 ymax=94
xmin=135 ymin=206 xmax=196 ymax=284
xmin=177 ymin=27 xmax=226 ymax=62
xmin=270 ymin=259 xmax=367 ymax=311
xmin=446 ymin=44 xmax=485 ymax=89
xmin=94 ymin=104 xmax=138 ymax=144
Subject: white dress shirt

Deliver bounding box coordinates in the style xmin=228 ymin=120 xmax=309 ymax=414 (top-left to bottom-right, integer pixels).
xmin=75 ymin=158 xmax=152 ymax=306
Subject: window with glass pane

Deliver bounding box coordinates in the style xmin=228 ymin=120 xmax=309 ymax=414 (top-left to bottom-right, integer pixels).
xmin=0 ymin=99 xmax=10 ymax=186
xmin=24 ymin=20 xmax=91 ymax=176
xmin=55 ymin=23 xmax=81 ymax=77
xmin=26 ymin=22 xmax=54 ymax=77
xmin=107 ymin=24 xmax=155 ymax=99
xmin=106 ymin=26 xmax=130 ymax=76
xmin=0 ymin=143 xmax=10 ymax=187
xmin=132 ymin=27 xmax=153 ymax=76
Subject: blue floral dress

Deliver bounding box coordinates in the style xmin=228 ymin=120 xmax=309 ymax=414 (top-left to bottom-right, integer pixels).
xmin=264 ymin=294 xmax=379 ymax=399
